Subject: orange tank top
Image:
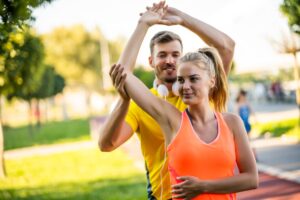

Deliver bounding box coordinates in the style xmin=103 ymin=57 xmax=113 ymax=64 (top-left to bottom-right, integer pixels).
xmin=167 ymin=110 xmax=236 ymax=200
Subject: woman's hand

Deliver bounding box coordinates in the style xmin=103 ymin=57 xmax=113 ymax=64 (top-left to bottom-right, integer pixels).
xmin=172 ymin=176 xmax=206 ymax=199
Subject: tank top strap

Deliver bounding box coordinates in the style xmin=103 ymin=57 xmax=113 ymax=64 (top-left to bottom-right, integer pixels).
xmin=167 ymin=110 xmax=194 ymax=151
xmin=214 ymin=112 xmax=234 ymax=141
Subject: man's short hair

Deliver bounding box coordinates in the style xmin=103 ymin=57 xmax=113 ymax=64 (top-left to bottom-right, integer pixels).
xmin=150 ymin=31 xmax=183 ymax=54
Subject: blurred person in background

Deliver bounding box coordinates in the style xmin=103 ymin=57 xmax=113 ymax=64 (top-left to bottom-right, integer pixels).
xmin=235 ymin=89 xmax=258 ymax=161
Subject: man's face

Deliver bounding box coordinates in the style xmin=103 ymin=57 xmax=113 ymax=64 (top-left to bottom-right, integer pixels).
xmin=149 ymin=40 xmax=182 ymax=84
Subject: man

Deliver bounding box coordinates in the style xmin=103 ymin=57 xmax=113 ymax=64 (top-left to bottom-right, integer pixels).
xmin=99 ymin=2 xmax=235 ymax=199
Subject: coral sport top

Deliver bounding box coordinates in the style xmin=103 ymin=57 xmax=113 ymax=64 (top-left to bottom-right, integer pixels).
xmin=167 ymin=110 xmax=236 ymax=200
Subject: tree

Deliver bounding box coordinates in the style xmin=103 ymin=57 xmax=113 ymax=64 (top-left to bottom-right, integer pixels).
xmin=0 ymin=0 xmax=54 ymax=178
xmin=6 ymin=31 xmax=46 ymax=134
xmin=43 ymin=25 xmax=122 ymax=116
xmin=30 ymin=66 xmax=65 ymax=126
xmin=6 ymin=31 xmax=46 ymax=99
xmin=42 ymin=25 xmax=102 ymax=89
xmin=280 ymin=0 xmax=300 ymax=34
xmin=280 ymin=1 xmax=300 ymax=129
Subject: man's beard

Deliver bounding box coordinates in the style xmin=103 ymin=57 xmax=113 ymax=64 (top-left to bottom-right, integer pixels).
xmin=154 ymin=64 xmax=177 ymax=84
xmin=164 ymin=76 xmax=177 ymax=83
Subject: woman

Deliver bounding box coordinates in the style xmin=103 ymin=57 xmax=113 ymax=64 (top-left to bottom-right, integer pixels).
xmin=235 ymin=89 xmax=253 ymax=134
xmin=235 ymin=89 xmax=258 ymax=161
xmin=111 ymin=3 xmax=258 ymax=200
xmin=112 ymin=48 xmax=258 ymax=200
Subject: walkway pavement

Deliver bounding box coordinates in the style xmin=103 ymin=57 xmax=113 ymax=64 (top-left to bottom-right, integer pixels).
xmin=253 ymin=137 xmax=300 ymax=184
xmin=4 ymin=141 xmax=95 ymax=159
xmin=236 ymin=136 xmax=300 ymax=199
xmin=238 ymin=172 xmax=300 ymax=200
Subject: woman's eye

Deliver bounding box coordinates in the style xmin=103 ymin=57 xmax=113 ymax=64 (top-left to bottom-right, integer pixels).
xmin=190 ymin=77 xmax=198 ymax=82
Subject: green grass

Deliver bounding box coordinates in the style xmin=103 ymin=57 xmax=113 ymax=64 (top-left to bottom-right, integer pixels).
xmin=0 ymin=147 xmax=147 ymax=200
xmin=253 ymin=118 xmax=299 ymax=138
xmin=3 ymin=119 xmax=90 ymax=150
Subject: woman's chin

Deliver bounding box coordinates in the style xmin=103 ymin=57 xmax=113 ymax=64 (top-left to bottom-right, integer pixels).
xmin=182 ymin=98 xmax=193 ymax=105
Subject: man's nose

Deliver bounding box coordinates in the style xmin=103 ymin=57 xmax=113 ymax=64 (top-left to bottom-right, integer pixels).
xmin=166 ymin=55 xmax=175 ymax=64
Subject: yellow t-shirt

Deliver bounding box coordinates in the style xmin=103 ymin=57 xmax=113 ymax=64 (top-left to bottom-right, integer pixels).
xmin=125 ymin=88 xmax=186 ymax=200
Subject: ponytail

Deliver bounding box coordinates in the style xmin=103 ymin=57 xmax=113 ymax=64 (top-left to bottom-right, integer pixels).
xmin=199 ymin=47 xmax=228 ymax=112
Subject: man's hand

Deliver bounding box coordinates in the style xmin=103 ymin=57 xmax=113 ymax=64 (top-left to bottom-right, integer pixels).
xmin=139 ymin=1 xmax=169 ymax=26
xmin=139 ymin=3 xmax=184 ymax=27
xmin=162 ymin=6 xmax=183 ymax=26
xmin=172 ymin=176 xmax=205 ymax=199
xmin=109 ymin=64 xmax=129 ymax=100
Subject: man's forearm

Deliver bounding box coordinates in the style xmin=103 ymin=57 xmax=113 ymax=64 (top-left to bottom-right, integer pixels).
xmin=177 ymin=9 xmax=235 ymax=74
xmin=98 ymin=98 xmax=130 ymax=151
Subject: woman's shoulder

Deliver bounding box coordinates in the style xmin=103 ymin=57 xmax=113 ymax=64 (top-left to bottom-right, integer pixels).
xmin=220 ymin=112 xmax=244 ymax=130
xmin=221 ymin=112 xmax=240 ymax=120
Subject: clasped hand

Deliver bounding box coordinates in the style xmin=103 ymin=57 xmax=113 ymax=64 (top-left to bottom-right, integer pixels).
xmin=172 ymin=176 xmax=205 ymax=200
xmin=139 ymin=1 xmax=183 ymax=27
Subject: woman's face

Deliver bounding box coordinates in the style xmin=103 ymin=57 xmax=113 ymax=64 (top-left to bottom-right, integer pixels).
xmin=177 ymin=61 xmax=214 ymax=105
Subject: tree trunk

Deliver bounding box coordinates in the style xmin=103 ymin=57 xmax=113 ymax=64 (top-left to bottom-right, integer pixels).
xmin=85 ymin=89 xmax=93 ymax=118
xmin=35 ymin=100 xmax=41 ymax=127
xmin=0 ymin=97 xmax=3 ymax=125
xmin=0 ymin=109 xmax=6 ymax=178
xmin=28 ymin=100 xmax=34 ymax=136
xmin=292 ymin=53 xmax=300 ymax=130
xmin=61 ymin=94 xmax=69 ymax=121
xmin=44 ymin=99 xmax=48 ymax=123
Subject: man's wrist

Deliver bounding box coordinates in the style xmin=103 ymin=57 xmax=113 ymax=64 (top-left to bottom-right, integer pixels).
xmin=137 ymin=19 xmax=151 ymax=28
xmin=120 ymin=96 xmax=130 ymax=104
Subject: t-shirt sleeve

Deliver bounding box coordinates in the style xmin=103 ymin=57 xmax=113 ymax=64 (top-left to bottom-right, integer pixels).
xmin=125 ymin=101 xmax=139 ymax=132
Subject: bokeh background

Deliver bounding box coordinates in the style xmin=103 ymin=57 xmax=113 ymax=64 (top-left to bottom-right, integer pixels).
xmin=0 ymin=0 xmax=299 ymax=199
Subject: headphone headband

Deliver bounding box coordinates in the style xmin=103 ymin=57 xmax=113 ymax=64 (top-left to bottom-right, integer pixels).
xmin=153 ymin=79 xmax=179 ymax=98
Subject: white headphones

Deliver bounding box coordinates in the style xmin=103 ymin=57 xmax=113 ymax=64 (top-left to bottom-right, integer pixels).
xmin=153 ymin=79 xmax=179 ymax=98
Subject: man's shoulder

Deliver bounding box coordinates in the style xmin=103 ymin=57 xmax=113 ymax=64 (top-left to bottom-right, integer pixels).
xmin=128 ymin=87 xmax=185 ymax=112
xmin=127 ymin=88 xmax=158 ymax=113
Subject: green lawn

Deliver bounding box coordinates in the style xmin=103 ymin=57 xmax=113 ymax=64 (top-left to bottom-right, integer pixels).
xmin=0 ymin=147 xmax=147 ymax=200
xmin=253 ymin=118 xmax=299 ymax=139
xmin=3 ymin=119 xmax=90 ymax=150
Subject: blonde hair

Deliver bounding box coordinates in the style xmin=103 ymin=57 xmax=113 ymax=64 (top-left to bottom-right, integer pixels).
xmin=178 ymin=47 xmax=228 ymax=112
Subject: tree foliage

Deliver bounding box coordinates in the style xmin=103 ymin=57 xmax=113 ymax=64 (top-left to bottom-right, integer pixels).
xmin=42 ymin=25 xmax=102 ymax=90
xmin=0 ymin=0 xmax=54 ymax=95
xmin=42 ymin=25 xmax=123 ymax=91
xmin=108 ymin=37 xmax=125 ymax=64
xmin=280 ymin=0 xmax=300 ymax=34
xmin=133 ymin=66 xmax=155 ymax=88
xmin=0 ymin=0 xmax=53 ymax=57
xmin=5 ymin=30 xmax=46 ymax=101
xmin=31 ymin=66 xmax=65 ymax=100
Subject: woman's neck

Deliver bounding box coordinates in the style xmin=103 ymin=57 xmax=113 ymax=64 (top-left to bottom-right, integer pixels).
xmin=187 ymin=103 xmax=215 ymax=124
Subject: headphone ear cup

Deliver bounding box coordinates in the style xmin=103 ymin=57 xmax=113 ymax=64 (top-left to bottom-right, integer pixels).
xmin=157 ymin=84 xmax=169 ymax=98
xmin=172 ymin=81 xmax=179 ymax=96
xmin=153 ymin=79 xmax=158 ymax=90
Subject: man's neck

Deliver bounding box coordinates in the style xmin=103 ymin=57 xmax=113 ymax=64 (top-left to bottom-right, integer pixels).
xmin=156 ymin=80 xmax=174 ymax=91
